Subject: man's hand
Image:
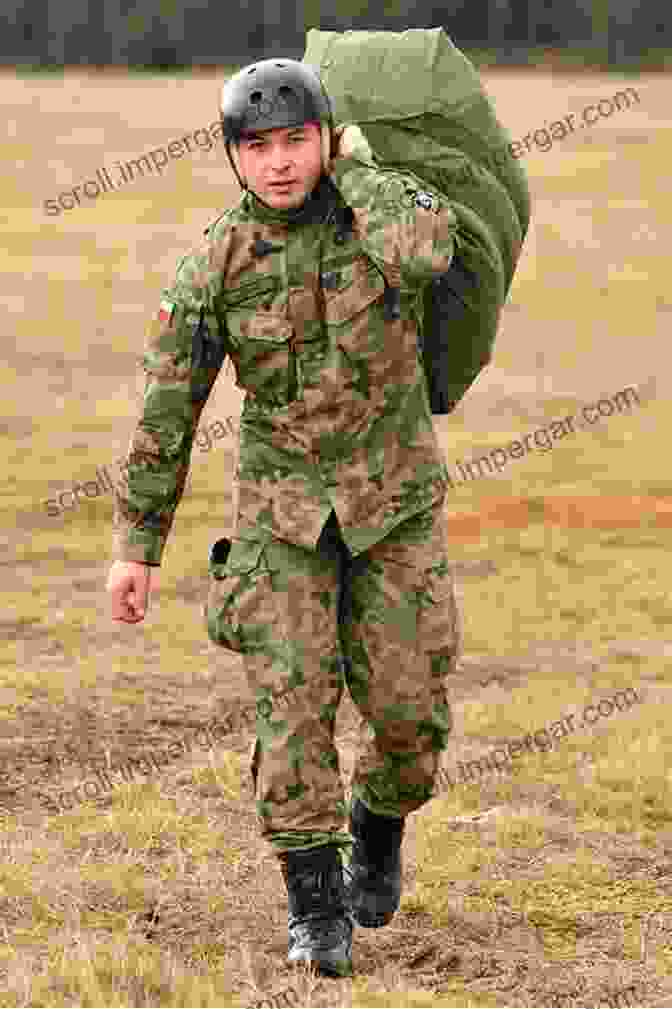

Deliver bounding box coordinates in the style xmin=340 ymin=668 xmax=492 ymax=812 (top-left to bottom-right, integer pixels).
xmin=107 ymin=560 xmax=157 ymax=623
xmin=329 ymin=124 xmax=373 ymax=171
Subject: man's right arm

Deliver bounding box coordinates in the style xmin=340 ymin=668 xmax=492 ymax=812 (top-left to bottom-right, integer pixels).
xmin=111 ymin=240 xmax=228 ymax=570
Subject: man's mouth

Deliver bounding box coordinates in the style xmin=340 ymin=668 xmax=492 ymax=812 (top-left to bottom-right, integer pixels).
xmin=268 ymin=181 xmax=295 ymax=189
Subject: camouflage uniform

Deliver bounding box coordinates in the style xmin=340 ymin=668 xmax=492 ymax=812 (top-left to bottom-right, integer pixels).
xmin=112 ymin=140 xmax=461 ymax=853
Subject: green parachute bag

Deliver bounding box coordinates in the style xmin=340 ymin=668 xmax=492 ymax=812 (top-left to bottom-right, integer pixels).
xmin=303 ymin=27 xmax=531 ymax=414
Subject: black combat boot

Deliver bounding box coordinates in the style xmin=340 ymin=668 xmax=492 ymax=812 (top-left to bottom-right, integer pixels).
xmin=345 ymin=798 xmax=405 ymax=928
xmin=279 ymin=844 xmax=353 ymax=977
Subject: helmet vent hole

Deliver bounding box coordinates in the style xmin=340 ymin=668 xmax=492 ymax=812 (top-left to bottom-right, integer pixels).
xmin=249 ymin=90 xmax=263 ymax=104
xmin=278 ymin=85 xmax=294 ymax=99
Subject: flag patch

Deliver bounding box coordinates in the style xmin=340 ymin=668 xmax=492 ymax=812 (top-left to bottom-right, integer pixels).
xmin=158 ymin=299 xmax=175 ymax=324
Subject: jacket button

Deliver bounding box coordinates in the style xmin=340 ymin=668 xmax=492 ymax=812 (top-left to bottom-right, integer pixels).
xmin=321 ymin=271 xmax=340 ymax=289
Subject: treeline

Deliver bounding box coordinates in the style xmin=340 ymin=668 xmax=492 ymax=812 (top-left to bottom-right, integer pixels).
xmin=3 ymin=0 xmax=670 ymax=69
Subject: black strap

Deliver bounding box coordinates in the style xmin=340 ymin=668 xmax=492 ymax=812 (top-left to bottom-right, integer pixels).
xmin=191 ymin=306 xmax=227 ymax=402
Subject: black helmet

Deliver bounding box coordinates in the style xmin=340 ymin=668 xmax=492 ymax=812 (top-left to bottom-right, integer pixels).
xmin=219 ymin=58 xmax=334 ymax=188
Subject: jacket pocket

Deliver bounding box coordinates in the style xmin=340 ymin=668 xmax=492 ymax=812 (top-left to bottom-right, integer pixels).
xmin=226 ymin=309 xmax=298 ymax=406
xmin=321 ymin=255 xmax=386 ymax=326
xmin=205 ymin=536 xmax=270 ymax=653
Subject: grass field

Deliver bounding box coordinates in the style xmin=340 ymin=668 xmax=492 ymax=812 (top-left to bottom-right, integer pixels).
xmin=1 ymin=68 xmax=671 ymax=1007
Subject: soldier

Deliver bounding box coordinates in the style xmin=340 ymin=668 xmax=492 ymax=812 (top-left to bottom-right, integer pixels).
xmin=106 ymin=57 xmax=461 ymax=978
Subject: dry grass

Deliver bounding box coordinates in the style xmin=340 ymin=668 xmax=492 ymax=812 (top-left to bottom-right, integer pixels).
xmin=1 ymin=68 xmax=671 ymax=1006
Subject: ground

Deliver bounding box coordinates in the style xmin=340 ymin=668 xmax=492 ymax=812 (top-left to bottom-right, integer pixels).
xmin=1 ymin=68 xmax=671 ymax=1007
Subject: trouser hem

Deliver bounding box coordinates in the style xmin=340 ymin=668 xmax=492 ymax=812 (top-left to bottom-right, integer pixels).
xmin=267 ymin=830 xmax=353 ymax=855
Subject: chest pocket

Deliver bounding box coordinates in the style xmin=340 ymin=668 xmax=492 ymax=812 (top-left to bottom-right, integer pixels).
xmin=321 ymin=254 xmax=387 ymax=326
xmin=226 ymin=306 xmax=297 ymax=408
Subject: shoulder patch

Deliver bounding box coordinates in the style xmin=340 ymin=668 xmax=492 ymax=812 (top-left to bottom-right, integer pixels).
xmin=415 ymin=191 xmax=438 ymax=211
xmin=379 ymin=177 xmax=441 ymax=214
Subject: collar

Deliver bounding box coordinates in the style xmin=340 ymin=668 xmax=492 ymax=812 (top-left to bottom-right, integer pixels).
xmin=242 ymin=174 xmax=342 ymax=229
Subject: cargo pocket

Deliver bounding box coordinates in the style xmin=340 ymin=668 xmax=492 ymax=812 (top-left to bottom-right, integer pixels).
xmin=421 ymin=559 xmax=460 ymax=662
xmin=226 ymin=308 xmax=298 ymax=407
xmin=419 ymin=556 xmax=460 ymax=735
xmin=205 ymin=535 xmax=272 ymax=653
xmin=414 ymin=558 xmax=458 ymax=752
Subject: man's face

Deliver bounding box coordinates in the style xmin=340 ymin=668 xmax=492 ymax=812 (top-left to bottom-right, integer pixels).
xmin=237 ymin=121 xmax=323 ymax=210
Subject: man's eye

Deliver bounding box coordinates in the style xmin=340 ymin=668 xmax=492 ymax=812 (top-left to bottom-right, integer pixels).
xmin=246 ymin=136 xmax=303 ymax=150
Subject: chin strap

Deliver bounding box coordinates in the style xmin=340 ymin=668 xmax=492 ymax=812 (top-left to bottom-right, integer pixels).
xmin=320 ymin=121 xmax=332 ymax=173
xmin=227 ymin=141 xmax=246 ymax=189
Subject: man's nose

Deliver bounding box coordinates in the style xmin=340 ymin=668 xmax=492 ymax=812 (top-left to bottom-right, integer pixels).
xmin=269 ymin=148 xmax=292 ymax=170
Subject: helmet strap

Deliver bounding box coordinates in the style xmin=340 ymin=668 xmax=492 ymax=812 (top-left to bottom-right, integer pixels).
xmin=228 ymin=141 xmax=247 ymax=189
xmin=320 ymin=122 xmax=332 ymax=174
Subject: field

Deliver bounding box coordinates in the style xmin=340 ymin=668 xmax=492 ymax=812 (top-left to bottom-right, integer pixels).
xmin=2 ymin=68 xmax=672 ymax=1007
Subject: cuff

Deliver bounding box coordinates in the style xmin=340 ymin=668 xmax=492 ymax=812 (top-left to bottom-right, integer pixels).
xmin=112 ymin=530 xmax=165 ymax=566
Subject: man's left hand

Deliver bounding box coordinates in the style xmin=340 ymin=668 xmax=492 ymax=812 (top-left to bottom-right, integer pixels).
xmin=329 ymin=124 xmax=373 ymax=171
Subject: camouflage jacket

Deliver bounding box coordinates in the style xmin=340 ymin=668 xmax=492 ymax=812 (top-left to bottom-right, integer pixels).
xmin=112 ymin=144 xmax=460 ymax=565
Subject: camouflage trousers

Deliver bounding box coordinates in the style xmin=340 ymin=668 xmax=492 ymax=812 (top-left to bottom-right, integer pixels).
xmin=205 ymin=499 xmax=460 ymax=854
